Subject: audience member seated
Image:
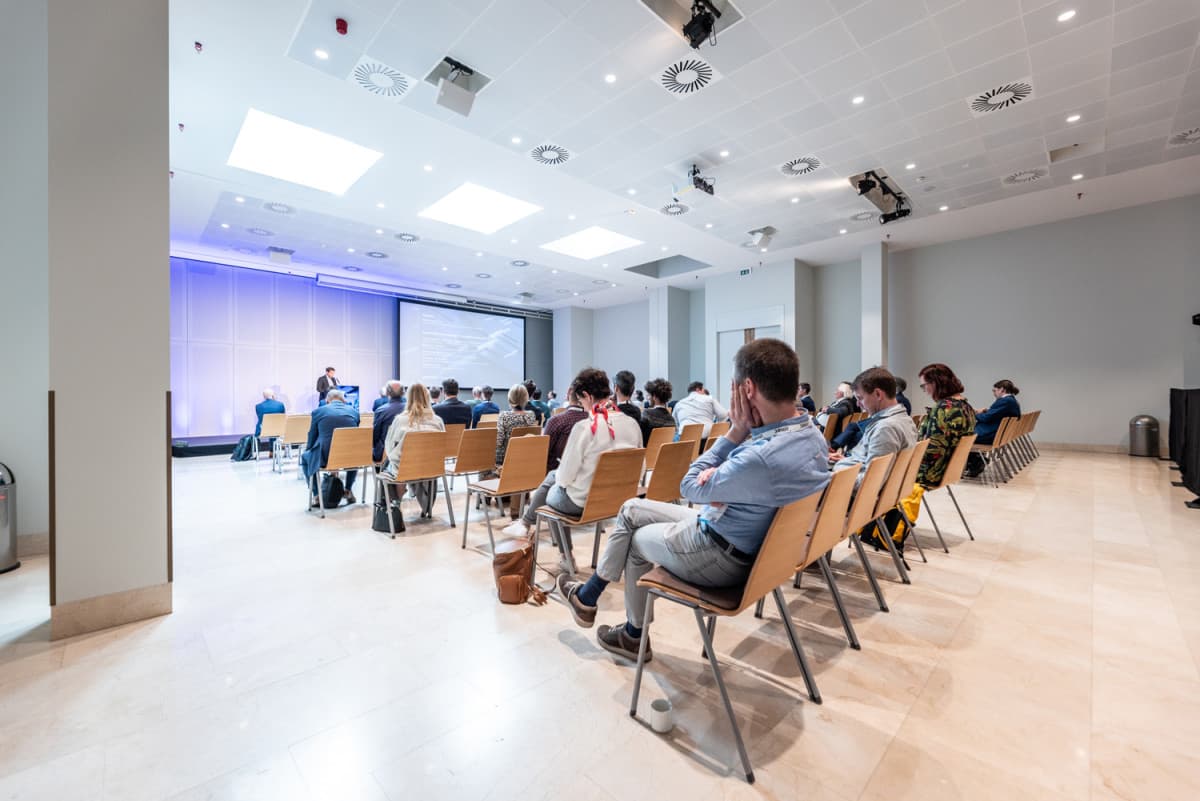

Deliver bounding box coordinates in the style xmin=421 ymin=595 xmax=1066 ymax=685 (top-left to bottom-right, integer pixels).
xmin=966 ymin=379 xmax=1021 ymax=476
xmin=795 ymin=382 xmax=817 ymax=414
xmin=528 ymin=386 xmax=549 ymax=424
xmin=556 ymin=339 xmax=832 ymax=660
xmin=639 ymin=378 xmax=676 ymax=444
xmin=301 ymin=389 xmax=359 ymax=507
xmin=494 ymin=384 xmax=538 ymax=467
xmin=877 ymin=363 xmax=976 ymax=550
xmin=381 ymin=383 xmax=446 ymax=515
xmin=542 ymin=384 xmax=587 ymax=472
xmin=429 ymin=386 xmax=442 ymax=403
xmin=635 ymin=389 xmax=647 ymax=408
xmin=831 ymin=368 xmax=917 ymax=482
xmin=372 ymin=386 xmax=389 ymax=412
xmin=673 ymin=380 xmax=728 ymax=437
xmin=613 ymin=370 xmax=642 ymax=423
xmin=254 ymin=388 xmax=284 ymax=437
xmin=896 ymin=377 xmax=913 ymax=415
xmin=371 ymin=380 xmax=406 ymax=463
xmin=466 ymin=386 xmax=482 ymax=410
xmin=523 ymin=379 xmax=545 ymax=425
xmin=470 ymin=385 xmax=500 ymax=428
xmin=433 ymin=378 xmax=472 ymax=427
xmin=816 ymin=381 xmax=858 ymax=435
xmin=502 ymin=368 xmax=641 ymax=539
xmin=546 ymin=390 xmax=561 ymax=412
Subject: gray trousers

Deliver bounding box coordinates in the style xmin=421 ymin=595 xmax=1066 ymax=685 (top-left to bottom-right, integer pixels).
xmin=521 ymin=470 xmax=585 ymax=527
xmin=596 ymin=499 xmax=753 ymax=627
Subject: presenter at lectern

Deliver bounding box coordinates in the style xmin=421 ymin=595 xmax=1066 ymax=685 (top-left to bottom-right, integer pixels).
xmin=317 ymin=366 xmax=339 ymax=404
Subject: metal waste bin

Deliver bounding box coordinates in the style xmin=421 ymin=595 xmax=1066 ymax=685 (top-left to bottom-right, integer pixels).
xmin=0 ymin=463 xmax=18 ymax=574
xmin=1129 ymin=415 xmax=1160 ymax=458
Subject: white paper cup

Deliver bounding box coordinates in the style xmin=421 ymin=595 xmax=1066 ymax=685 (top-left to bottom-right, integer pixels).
xmin=649 ymin=698 xmax=674 ymax=733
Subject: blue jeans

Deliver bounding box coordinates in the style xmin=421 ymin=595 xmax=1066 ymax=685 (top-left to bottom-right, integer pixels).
xmin=596 ymin=499 xmax=753 ymax=627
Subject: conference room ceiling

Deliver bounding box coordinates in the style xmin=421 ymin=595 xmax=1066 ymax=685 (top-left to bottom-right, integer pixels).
xmin=169 ymin=0 xmax=1200 ymax=309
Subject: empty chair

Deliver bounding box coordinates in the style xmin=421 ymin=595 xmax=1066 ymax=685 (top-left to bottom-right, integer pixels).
xmin=375 ymin=431 xmax=454 ymax=535
xmin=509 ymin=425 xmax=542 ymax=439
xmin=630 ymin=488 xmax=825 ymax=783
xmin=703 ymin=421 xmax=731 ymax=452
xmin=462 ymin=435 xmax=550 ymax=552
xmin=477 ymin=413 xmax=500 ymax=429
xmin=309 ymin=427 xmax=374 ymax=518
xmin=641 ymin=425 xmax=675 ymax=481
xmin=280 ymin=414 xmax=311 ymax=476
xmin=637 ymin=440 xmax=692 ymax=504
xmin=678 ymin=423 xmax=704 ymax=460
xmin=358 ymin=411 xmax=374 ymax=429
xmin=442 ymin=423 xmax=467 ymax=465
xmin=920 ymin=435 xmax=978 ymax=546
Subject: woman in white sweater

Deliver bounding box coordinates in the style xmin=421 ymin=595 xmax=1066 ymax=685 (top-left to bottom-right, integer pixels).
xmin=503 ymin=367 xmax=641 ymax=538
xmin=381 ymin=383 xmax=445 ymax=479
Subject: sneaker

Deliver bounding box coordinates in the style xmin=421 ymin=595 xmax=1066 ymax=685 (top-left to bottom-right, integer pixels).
xmin=309 ymin=496 xmax=320 ymax=509
xmin=501 ymin=520 xmax=530 ymax=537
xmin=343 ymin=490 xmax=357 ymax=505
xmin=556 ymin=574 xmax=596 ymax=628
xmin=596 ymin=624 xmax=652 ymax=663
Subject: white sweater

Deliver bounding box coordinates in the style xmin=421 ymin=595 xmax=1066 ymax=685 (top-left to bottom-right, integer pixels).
xmin=556 ymin=410 xmax=643 ymax=506
xmin=383 ymin=412 xmax=445 ymax=475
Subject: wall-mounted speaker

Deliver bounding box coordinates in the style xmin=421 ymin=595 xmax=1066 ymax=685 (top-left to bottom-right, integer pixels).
xmin=1193 ymin=312 xmax=1200 ymax=326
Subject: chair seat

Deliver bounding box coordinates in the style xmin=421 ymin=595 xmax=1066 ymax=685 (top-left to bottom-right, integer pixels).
xmin=536 ymin=504 xmax=607 ymax=527
xmin=467 ymin=478 xmax=502 ymax=494
xmin=637 ymin=566 xmax=743 ymax=612
xmin=970 ymin=443 xmax=993 ymax=452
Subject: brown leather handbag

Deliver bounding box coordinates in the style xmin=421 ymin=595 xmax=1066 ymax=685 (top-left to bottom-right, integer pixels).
xmin=492 ymin=537 xmax=547 ymax=605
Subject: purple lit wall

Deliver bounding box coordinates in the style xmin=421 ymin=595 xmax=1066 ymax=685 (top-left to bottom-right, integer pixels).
xmin=169 ymin=258 xmax=397 ymax=437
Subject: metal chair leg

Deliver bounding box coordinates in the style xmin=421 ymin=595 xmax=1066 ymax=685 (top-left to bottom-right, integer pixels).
xmin=818 ymin=555 xmax=860 ymax=650
xmin=630 ymin=593 xmax=655 ymax=718
xmin=900 ymin=507 xmax=928 ymax=562
xmin=754 ymin=597 xmax=765 ymax=618
xmin=381 ymin=479 xmax=398 ymax=538
xmin=946 ymin=486 xmax=975 ymax=541
xmin=461 ymin=488 xmax=473 ymax=547
xmin=694 ymin=607 xmax=756 ymax=784
xmin=921 ymin=495 xmax=950 ymax=552
xmin=591 ymin=521 xmax=602 ymax=570
xmin=442 ymin=475 xmax=455 ymax=528
xmin=317 ymin=471 xmax=326 ymax=519
xmin=773 ymin=587 xmax=821 ymax=704
xmin=850 ymin=534 xmax=889 ymax=612
xmin=874 ymin=516 xmax=912 ymax=584
xmin=483 ymin=496 xmax=497 ymax=553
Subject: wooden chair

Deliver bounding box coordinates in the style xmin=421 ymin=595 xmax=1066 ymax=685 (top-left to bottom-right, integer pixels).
xmin=678 ymin=423 xmax=704 ymax=459
xmin=443 ymin=423 xmax=466 ymax=463
xmin=920 ymin=435 xmax=978 ymax=547
xmin=534 ymin=448 xmax=645 ymax=575
xmin=510 ymin=425 xmax=542 ymax=439
xmin=837 ymin=453 xmax=898 ymax=612
xmin=280 ymin=414 xmax=311 ymax=477
xmin=641 ymin=426 xmax=676 ymax=481
xmin=462 ymin=435 xmax=550 ymax=552
xmin=552 ymin=406 xmax=567 ymax=416
xmin=358 ymin=411 xmax=374 ymax=429
xmin=703 ymin=421 xmax=731 ymax=452
xmin=912 ymin=413 xmax=924 ymax=428
xmin=630 ymin=488 xmax=825 ymax=784
xmin=970 ymin=417 xmax=1015 ymax=487
xmin=375 ymin=431 xmax=454 ymax=535
xmin=637 ymin=441 xmax=692 ymax=503
xmin=477 ymin=413 xmax=499 ymax=428
xmin=756 ymin=467 xmax=861 ymax=648
xmin=864 ymin=443 xmax=924 ymax=583
xmin=878 ymin=440 xmax=932 ymax=559
xmin=310 ymin=427 xmax=374 ymax=518
xmin=445 ymin=428 xmax=498 ymax=487
xmin=258 ymin=412 xmax=287 ymax=464
xmin=821 ymin=413 xmax=840 ymax=444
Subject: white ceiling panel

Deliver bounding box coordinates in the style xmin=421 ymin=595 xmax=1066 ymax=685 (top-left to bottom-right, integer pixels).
xmin=1023 ymin=0 xmax=1116 ymax=47
xmin=842 ymin=0 xmax=931 ymax=47
xmin=1027 ymin=16 xmax=1115 ymax=72
xmin=931 ymin=0 xmax=1021 ymax=44
xmin=749 ymin=0 xmax=840 ymax=49
xmin=946 ymin=18 xmax=1028 ymax=73
xmin=864 ymin=19 xmax=946 ymax=73
xmin=1111 ymin=18 xmax=1200 ymax=71
xmin=778 ymin=19 xmax=860 ymax=76
xmin=1112 ymin=0 xmax=1200 ymax=45
xmin=725 ymin=51 xmax=802 ymax=100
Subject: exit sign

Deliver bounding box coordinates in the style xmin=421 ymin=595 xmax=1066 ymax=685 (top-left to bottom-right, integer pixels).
xmin=738 ymin=268 xmax=753 ymax=276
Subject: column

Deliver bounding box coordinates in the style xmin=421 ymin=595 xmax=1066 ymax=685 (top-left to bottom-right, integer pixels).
xmin=647 ymin=286 xmax=692 ymax=396
xmin=552 ymin=306 xmax=594 ymax=395
xmin=861 ymin=242 xmax=889 ymax=368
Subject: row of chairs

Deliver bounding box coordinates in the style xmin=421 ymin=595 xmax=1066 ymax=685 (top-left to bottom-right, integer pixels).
xmin=969 ymin=410 xmax=1042 ymax=487
xmin=820 ymin=410 xmax=869 ymax=444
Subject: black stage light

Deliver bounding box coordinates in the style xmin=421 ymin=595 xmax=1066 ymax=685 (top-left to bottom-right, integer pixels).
xmin=879 ymin=207 xmax=911 ymax=225
xmin=857 ymin=178 xmax=877 ymax=195
xmin=683 ymin=1 xmax=720 ymax=49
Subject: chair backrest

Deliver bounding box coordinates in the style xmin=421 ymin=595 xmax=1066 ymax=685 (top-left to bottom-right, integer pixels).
xmin=574 ymin=448 xmax=646 ymax=523
xmin=443 ymin=423 xmax=466 ymax=459
xmin=393 ymin=431 xmax=447 ymax=482
xmin=324 ymin=427 xmax=374 ymax=471
xmin=478 ymin=413 xmax=499 ymax=427
xmin=871 ymin=444 xmax=918 ymax=519
xmin=552 ymin=406 xmax=567 ymax=416
xmin=642 ymin=441 xmax=692 ymax=503
xmin=911 ymin=414 xmax=924 ymax=429
xmin=643 ymin=425 xmax=676 ymax=471
xmin=678 ymin=423 xmax=703 ymax=443
xmin=822 ymin=413 xmax=840 ymax=443
xmin=282 ymin=414 xmax=310 ymax=445
xmin=450 ymin=428 xmax=498 ymax=474
xmin=926 ymin=434 xmax=977 ymax=490
xmin=842 ymin=453 xmax=897 ymax=535
xmin=798 ymin=467 xmax=859 ymax=568
xmin=496 ymin=435 xmax=551 ymax=494
xmin=733 ymin=489 xmax=824 ymax=614
xmin=897 ymin=439 xmax=930 ymax=496
xmin=510 ymin=425 xmax=542 ymax=439
xmin=359 ymin=411 xmax=375 ymax=429
xmin=259 ymin=413 xmax=287 ymax=438
xmin=707 ymin=421 xmax=730 ymax=440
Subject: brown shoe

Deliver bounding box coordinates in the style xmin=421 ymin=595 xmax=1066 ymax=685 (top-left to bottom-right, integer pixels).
xmin=556 ymin=574 xmax=596 ymax=628
xmin=597 ymin=623 xmax=652 ymax=663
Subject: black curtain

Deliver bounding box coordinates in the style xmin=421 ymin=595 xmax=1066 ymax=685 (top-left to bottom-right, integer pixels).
xmin=1169 ymin=388 xmax=1188 ymax=467
xmin=1185 ymin=390 xmax=1200 ymax=496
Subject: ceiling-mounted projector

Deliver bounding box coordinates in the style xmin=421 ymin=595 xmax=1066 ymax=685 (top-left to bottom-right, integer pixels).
xmin=741 ymin=226 xmax=776 ymax=249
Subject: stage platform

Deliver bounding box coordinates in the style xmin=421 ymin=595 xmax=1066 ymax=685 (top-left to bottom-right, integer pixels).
xmin=171 ymin=435 xmax=243 ymax=458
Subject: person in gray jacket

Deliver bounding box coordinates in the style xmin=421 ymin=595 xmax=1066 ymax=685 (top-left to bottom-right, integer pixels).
xmin=832 ymin=367 xmax=917 ymax=481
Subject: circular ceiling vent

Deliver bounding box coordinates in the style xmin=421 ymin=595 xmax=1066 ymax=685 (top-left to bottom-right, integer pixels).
xmin=1168 ymin=126 xmax=1200 ymax=147
xmin=592 ymin=279 xmax=609 ymax=285
xmin=660 ymin=58 xmax=715 ymax=95
xmin=446 ymin=283 xmax=462 ymax=289
xmin=850 ymin=211 xmax=875 ymax=221
xmin=366 ymin=251 xmax=387 ymax=259
xmin=780 ymin=156 xmax=821 ymax=177
xmin=343 ymin=265 xmax=362 ymax=272
xmin=660 ymin=203 xmax=690 ymax=216
xmin=246 ymin=227 xmax=274 ymax=236
xmin=1002 ymin=167 xmax=1048 ymax=186
xmin=530 ymin=144 xmax=570 ymax=165
xmin=970 ymin=81 xmax=1033 ymax=115
xmin=475 ymin=273 xmax=492 ymax=279
xmin=510 ymin=259 xmax=529 ymax=267
xmin=394 ymin=232 xmax=419 ymax=243
xmin=264 ymin=202 xmax=293 ymax=214
xmin=351 ymin=60 xmax=411 ymax=99
xmin=921 ymin=184 xmax=938 ymax=192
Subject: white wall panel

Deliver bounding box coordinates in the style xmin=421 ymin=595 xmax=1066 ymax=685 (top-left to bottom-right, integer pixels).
xmin=274 ymin=276 xmax=312 ymax=348
xmin=169 ymin=260 xmax=188 ymax=341
xmin=187 ymin=342 xmax=234 ymax=435
xmin=233 ymin=269 xmax=275 ymax=346
xmin=347 ymin=291 xmax=379 ymax=350
xmin=312 ymin=287 xmax=346 ymax=347
xmin=233 ymin=346 xmax=274 ymax=433
xmin=187 ymin=263 xmax=233 ymax=342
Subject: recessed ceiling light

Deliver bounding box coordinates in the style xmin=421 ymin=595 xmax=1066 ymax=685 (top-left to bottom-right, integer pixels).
xmin=441 ymin=266 xmax=448 ymax=271
xmin=939 ymin=205 xmax=949 ymax=211
xmin=234 ymin=196 xmax=245 ymax=203
xmin=515 ymin=281 xmax=521 ymax=285
xmin=423 ymin=164 xmax=433 ymax=172
xmin=573 ymin=292 xmax=579 ymax=296
xmin=905 ymin=163 xmax=916 ymax=170
xmin=610 ymin=283 xmax=617 ymax=288
xmin=475 ymin=251 xmax=483 ymax=257
xmin=567 ymin=213 xmax=576 ymax=220
xmin=839 ymin=228 xmax=847 ymax=234
xmin=510 ymin=238 xmax=519 ymax=244
xmin=511 ymin=136 xmax=522 ymax=144
xmin=790 ymin=197 xmax=799 ymax=204
xmin=347 ymin=247 xmax=355 ymax=253
xmin=343 ymin=265 xmax=362 ymax=272
xmin=704 ymin=222 xmax=713 ymax=228
xmin=314 ymin=49 xmax=329 ymax=61
xmin=376 ymin=201 xmax=386 ymax=209
xmin=604 ymin=73 xmax=617 ymax=84
xmin=1066 ymin=114 xmax=1081 ymax=123
xmin=719 ymin=150 xmax=729 ymax=157
xmin=551 ymin=269 xmax=558 ymax=274
xmin=418 ymin=182 xmax=543 ymax=234
xmin=661 ymin=245 xmax=669 ymax=251
xmin=220 ymin=223 xmax=230 ymax=229
xmin=851 ymin=95 xmax=865 ymax=105
xmin=446 ymin=283 xmax=461 ymax=289
xmin=226 ymin=109 xmax=382 ymax=195
xmin=475 ymin=273 xmax=492 ymax=279
xmin=1072 ymin=173 xmax=1083 ymax=180
xmin=541 ymin=226 xmax=644 ymax=260
xmin=626 ymin=188 xmax=637 ymax=195
xmin=1057 ymin=9 xmax=1076 ymax=22
xmin=760 ymin=247 xmax=767 ymax=253
xmin=375 ymin=228 xmax=383 ymax=235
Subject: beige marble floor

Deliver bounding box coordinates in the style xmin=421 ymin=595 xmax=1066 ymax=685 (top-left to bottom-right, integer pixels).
xmin=1 ymin=449 xmax=1198 ymax=801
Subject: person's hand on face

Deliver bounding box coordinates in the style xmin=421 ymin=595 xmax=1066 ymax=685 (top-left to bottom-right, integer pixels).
xmin=728 ymin=380 xmax=759 ymax=443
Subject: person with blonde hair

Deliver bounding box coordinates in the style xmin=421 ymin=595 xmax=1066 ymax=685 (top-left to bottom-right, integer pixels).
xmin=484 ymin=383 xmax=540 ymax=519
xmin=382 ymin=383 xmax=446 ymax=516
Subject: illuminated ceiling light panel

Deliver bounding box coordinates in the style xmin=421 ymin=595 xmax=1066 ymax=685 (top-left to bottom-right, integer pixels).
xmin=418 ymin=182 xmax=542 ymax=234
xmin=226 ymin=109 xmax=382 ymax=195
xmin=540 ymin=226 xmax=643 ymax=260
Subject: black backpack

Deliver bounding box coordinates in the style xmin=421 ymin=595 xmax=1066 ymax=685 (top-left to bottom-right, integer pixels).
xmin=230 ymin=435 xmax=255 ymax=462
xmin=320 ymin=473 xmax=345 ymax=508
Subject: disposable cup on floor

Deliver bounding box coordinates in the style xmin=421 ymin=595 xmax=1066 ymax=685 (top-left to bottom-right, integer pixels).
xmin=649 ymin=698 xmax=674 ymax=733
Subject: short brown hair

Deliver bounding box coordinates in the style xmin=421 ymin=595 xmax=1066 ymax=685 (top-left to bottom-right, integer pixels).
xmin=573 ymin=367 xmax=611 ymax=401
xmin=918 ymin=363 xmax=964 ymax=401
xmin=733 ymin=338 xmax=798 ymax=403
xmin=644 ymin=378 xmax=672 ymax=405
xmin=852 ymin=367 xmax=897 ymax=399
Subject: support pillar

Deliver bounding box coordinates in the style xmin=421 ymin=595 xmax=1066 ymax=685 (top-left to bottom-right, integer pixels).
xmin=860 ymin=243 xmax=888 ymax=369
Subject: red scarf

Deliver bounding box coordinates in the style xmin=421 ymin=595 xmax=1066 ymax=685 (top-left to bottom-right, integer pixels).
xmin=589 ymin=401 xmax=618 ymax=440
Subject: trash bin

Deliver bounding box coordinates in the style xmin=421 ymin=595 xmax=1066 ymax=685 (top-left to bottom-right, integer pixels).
xmin=1129 ymin=415 xmax=1160 ymax=458
xmin=0 ymin=463 xmax=18 ymax=574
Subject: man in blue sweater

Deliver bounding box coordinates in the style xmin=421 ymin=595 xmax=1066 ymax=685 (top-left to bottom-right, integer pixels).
xmin=254 ymin=389 xmax=285 ymax=437
xmin=469 ymin=385 xmax=499 ymax=428
xmin=302 ymin=389 xmax=360 ymax=506
xmin=557 ymin=339 xmax=832 ymax=662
